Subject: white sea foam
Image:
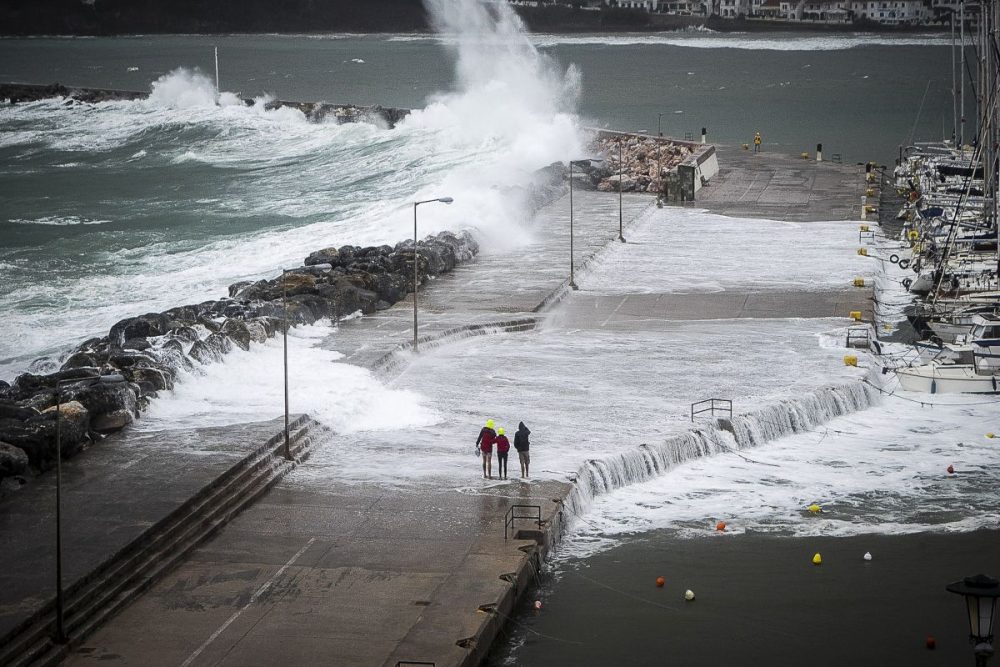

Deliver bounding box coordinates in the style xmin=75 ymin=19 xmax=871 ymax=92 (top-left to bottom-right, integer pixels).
xmin=386 ymin=33 xmax=950 ymax=51
xmin=579 ymin=207 xmax=874 ymax=293
xmin=8 ymin=216 xmax=110 ymax=226
xmin=0 ymin=3 xmax=589 ymax=378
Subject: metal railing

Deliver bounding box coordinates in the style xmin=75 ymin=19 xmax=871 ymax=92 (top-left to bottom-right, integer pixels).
xmin=690 ymin=398 xmax=733 ymax=422
xmin=504 ymin=504 xmax=542 ymax=541
xmin=846 ymin=326 xmax=871 ymax=349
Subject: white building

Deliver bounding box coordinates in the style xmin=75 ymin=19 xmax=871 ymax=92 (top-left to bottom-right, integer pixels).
xmin=719 ymin=0 xmax=750 ymax=17
xmin=850 ymin=0 xmax=932 ymax=24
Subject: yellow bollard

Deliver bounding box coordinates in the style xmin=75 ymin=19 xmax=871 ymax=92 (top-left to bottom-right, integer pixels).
xmin=907 ymin=230 xmax=919 ymax=240
xmin=859 ymin=224 xmax=870 ymax=232
xmin=849 ymin=311 xmax=862 ymax=321
xmin=853 ymin=278 xmax=865 ymax=287
xmin=801 ymin=152 xmax=810 ymax=160
xmin=865 ymin=188 xmax=875 ymax=197
xmin=844 ymin=355 xmax=858 ymax=367
xmin=741 ymin=143 xmax=749 ymax=150
xmin=857 ymin=248 xmax=868 ymax=256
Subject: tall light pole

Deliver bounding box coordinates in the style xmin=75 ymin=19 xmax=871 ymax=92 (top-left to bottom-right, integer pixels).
xmin=657 ymin=112 xmax=667 ymax=199
xmin=568 ymin=158 xmax=603 ymax=290
xmin=412 ymin=197 xmax=454 ymax=353
xmin=281 ymin=263 xmax=331 ymax=461
xmin=53 ymin=373 xmax=124 ymax=643
xmin=616 ymin=136 xmax=626 ymax=243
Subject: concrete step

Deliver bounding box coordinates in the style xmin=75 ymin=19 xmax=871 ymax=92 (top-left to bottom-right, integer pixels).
xmin=0 ymin=415 xmax=327 ymax=667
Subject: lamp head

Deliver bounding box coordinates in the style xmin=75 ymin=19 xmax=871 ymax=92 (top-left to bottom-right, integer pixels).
xmin=438 ymin=197 xmax=454 ymax=204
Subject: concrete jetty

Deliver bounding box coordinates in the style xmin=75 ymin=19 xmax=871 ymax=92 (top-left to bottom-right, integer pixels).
xmin=1 ymin=150 xmax=872 ymax=666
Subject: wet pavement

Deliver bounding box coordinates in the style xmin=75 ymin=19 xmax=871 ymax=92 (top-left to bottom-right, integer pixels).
xmin=2 ymin=149 xmax=872 ymax=666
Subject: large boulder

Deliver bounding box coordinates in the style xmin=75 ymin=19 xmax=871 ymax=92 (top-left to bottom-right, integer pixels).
xmin=109 ymin=312 xmax=170 ymax=344
xmin=0 ymin=441 xmax=28 ymax=478
xmin=1 ymin=400 xmax=89 ymax=469
xmin=189 ymin=332 xmax=233 ymax=365
xmin=304 ymin=247 xmax=342 ymax=268
xmin=278 ymin=272 xmax=317 ymax=297
xmin=221 ymin=319 xmax=253 ymax=351
xmin=0 ymin=401 xmax=39 ymax=421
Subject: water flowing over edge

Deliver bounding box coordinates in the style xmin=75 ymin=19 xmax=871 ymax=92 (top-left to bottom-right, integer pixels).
xmin=560 ymin=378 xmax=883 ymax=529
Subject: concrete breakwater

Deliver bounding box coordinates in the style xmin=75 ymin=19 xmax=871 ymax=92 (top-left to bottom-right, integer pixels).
xmin=0 ymin=82 xmax=410 ymax=127
xmin=593 ymin=130 xmax=719 ymax=200
xmin=0 ymin=161 xmax=570 ymax=491
xmin=0 ymin=231 xmax=477 ymax=482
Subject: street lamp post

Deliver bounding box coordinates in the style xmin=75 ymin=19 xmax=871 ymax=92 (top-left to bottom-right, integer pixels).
xmin=412 ymin=197 xmax=454 ymax=353
xmin=568 ymin=159 xmax=603 ymax=290
xmin=281 ymin=263 xmax=331 ymax=461
xmin=616 ymin=136 xmax=626 ymax=243
xmin=657 ymin=112 xmax=666 ymax=199
xmin=53 ymin=373 xmax=125 ymax=643
xmin=947 ymin=574 xmax=1000 ymax=666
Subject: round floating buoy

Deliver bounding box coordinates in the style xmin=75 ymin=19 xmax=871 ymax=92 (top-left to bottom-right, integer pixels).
xmin=684 ymin=589 xmax=695 ymax=601
xmin=863 ymin=551 xmax=872 ymax=561
xmin=534 ymin=600 xmax=543 ymax=610
xmin=808 ymin=504 xmax=822 ymax=514
xmin=902 ymin=277 xmax=912 ymax=289
xmin=812 ymin=553 xmax=822 ymax=565
xmin=926 ymin=636 xmax=936 ymax=650
xmin=898 ymin=259 xmax=910 ymax=269
xmin=987 ymin=433 xmax=996 ymax=439
xmin=656 ymin=576 xmax=665 ymax=588
xmin=889 ymin=254 xmax=900 ymax=264
xmin=843 ymin=355 xmax=858 ymax=367
xmin=716 ymin=521 xmax=727 ymax=532
xmin=947 ymin=465 xmax=955 ymax=475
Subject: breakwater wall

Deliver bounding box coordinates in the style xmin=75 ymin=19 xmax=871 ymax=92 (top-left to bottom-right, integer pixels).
xmin=0 ymin=162 xmax=569 ymax=489
xmin=0 ymin=82 xmax=410 ymax=128
xmin=592 ymin=130 xmax=719 ymax=200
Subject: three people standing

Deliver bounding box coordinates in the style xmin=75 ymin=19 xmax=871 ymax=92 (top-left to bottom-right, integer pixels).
xmin=476 ymin=419 xmax=531 ymax=480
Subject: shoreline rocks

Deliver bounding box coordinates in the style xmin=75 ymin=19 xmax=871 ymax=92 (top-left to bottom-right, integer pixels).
xmin=0 ymin=229 xmax=480 ymax=485
xmin=594 ymin=134 xmax=697 ymax=194
xmin=0 ymin=82 xmax=410 ymax=128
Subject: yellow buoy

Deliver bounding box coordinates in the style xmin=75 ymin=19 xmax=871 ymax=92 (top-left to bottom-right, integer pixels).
xmin=856 ymin=248 xmax=868 ymax=256
xmin=987 ymin=433 xmax=996 ymax=439
xmin=808 ymin=504 xmax=822 ymax=514
xmin=843 ymin=355 xmax=858 ymax=367
xmin=684 ymin=589 xmax=695 ymax=601
xmin=812 ymin=553 xmax=822 ymax=565
xmin=853 ymin=277 xmax=866 ymax=287
xmin=849 ymin=311 xmax=862 ymax=321
xmin=907 ymin=230 xmax=919 ymax=240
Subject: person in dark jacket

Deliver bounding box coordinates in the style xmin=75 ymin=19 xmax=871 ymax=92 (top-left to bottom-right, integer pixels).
xmin=513 ymin=421 xmax=530 ymax=479
xmin=495 ymin=427 xmax=511 ymax=480
xmin=476 ymin=419 xmax=497 ymax=479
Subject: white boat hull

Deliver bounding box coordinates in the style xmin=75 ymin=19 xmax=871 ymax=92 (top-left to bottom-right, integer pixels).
xmin=896 ymin=363 xmax=1000 ymax=394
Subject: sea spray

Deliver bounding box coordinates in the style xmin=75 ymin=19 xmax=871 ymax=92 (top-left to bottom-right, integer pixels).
xmin=561 ymin=381 xmax=882 ymax=527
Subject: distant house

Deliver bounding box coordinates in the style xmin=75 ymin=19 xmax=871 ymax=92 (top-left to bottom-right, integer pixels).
xmin=801 ymin=0 xmax=851 ymax=21
xmin=753 ymin=0 xmax=783 ymax=16
xmin=719 ymin=0 xmax=750 ymax=17
xmin=850 ymin=0 xmax=932 ymax=24
xmin=779 ymin=0 xmax=803 ymax=19
xmin=657 ymin=0 xmax=704 ymax=14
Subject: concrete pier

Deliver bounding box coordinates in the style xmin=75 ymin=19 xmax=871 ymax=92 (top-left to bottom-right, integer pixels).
xmin=0 ymin=150 xmax=871 ymax=666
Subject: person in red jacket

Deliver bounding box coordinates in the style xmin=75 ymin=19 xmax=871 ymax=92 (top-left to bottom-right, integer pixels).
xmin=495 ymin=427 xmax=511 ymax=480
xmin=476 ymin=419 xmax=496 ymax=479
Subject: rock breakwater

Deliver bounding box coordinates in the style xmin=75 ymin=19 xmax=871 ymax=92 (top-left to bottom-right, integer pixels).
xmin=0 ymin=231 xmax=477 ymax=485
xmin=0 ymin=82 xmax=410 ymax=128
xmin=594 ymin=133 xmax=699 ymax=194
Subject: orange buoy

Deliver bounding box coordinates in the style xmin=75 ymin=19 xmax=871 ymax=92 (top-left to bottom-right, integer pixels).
xmin=655 ymin=576 xmax=665 ymax=588
xmin=715 ymin=521 xmax=727 ymax=532
xmin=925 ymin=636 xmax=936 ymax=650
xmin=947 ymin=465 xmax=955 ymax=475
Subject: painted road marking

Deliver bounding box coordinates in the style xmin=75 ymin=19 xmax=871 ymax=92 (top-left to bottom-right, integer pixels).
xmin=179 ymin=537 xmax=317 ymax=667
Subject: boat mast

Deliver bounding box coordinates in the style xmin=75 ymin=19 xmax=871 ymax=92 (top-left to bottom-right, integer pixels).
xmin=953 ymin=10 xmax=958 ymax=144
